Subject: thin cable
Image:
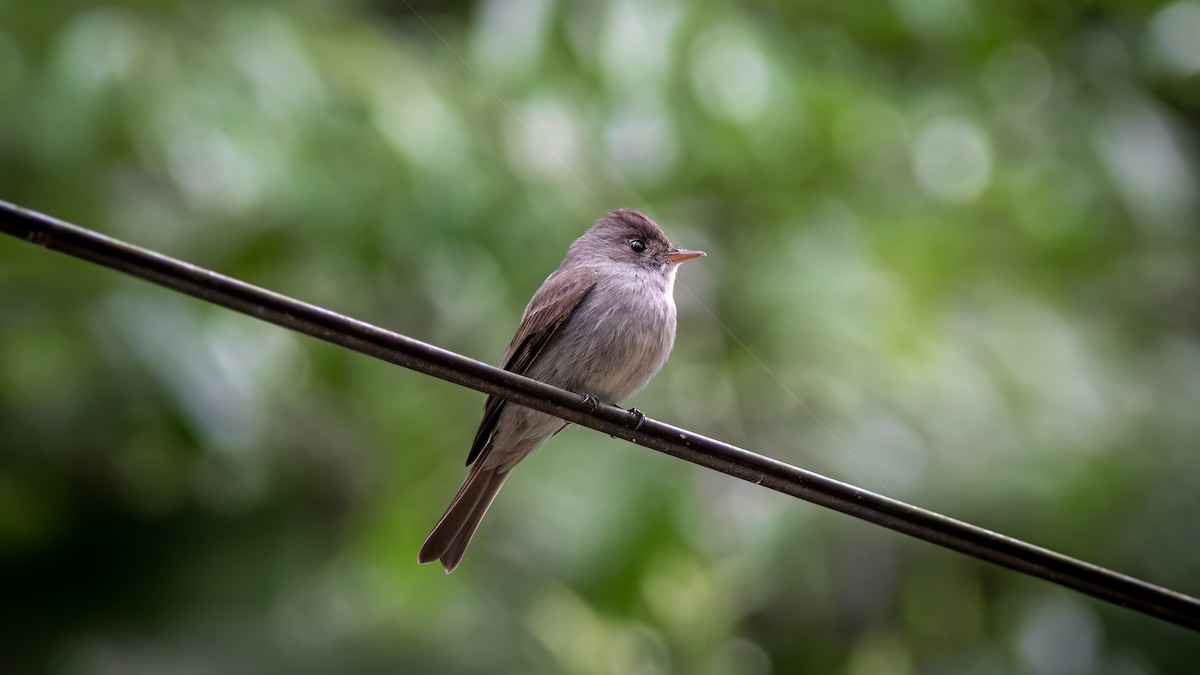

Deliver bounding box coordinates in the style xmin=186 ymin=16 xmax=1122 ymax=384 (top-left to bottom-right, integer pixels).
xmin=677 ymin=284 xmax=894 ymax=492
xmin=2 ymin=199 xmax=1198 ymax=632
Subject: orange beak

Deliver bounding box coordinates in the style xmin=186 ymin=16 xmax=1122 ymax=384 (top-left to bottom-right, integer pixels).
xmin=666 ymin=247 xmax=706 ymax=263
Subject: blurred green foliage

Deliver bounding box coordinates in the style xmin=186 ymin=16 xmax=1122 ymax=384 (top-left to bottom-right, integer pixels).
xmin=2 ymin=0 xmax=1200 ymax=672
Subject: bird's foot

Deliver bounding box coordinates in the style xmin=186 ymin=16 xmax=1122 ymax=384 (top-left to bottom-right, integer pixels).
xmin=627 ymin=407 xmax=646 ymax=430
xmin=580 ymin=393 xmax=601 ymax=413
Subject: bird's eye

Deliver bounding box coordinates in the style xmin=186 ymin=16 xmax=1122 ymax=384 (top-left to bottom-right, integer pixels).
xmin=629 ymin=240 xmax=646 ymax=253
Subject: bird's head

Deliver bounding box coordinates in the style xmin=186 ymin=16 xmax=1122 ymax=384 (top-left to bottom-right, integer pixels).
xmin=571 ymin=208 xmax=705 ymax=272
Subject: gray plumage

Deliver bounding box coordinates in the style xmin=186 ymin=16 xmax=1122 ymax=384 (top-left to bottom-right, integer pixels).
xmin=418 ymin=208 xmax=705 ymax=572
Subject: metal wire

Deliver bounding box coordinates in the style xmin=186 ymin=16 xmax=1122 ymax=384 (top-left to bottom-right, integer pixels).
xmin=2 ymin=198 xmax=1198 ymax=632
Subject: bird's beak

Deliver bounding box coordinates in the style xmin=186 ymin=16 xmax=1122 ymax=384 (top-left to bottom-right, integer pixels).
xmin=666 ymin=247 xmax=706 ymax=263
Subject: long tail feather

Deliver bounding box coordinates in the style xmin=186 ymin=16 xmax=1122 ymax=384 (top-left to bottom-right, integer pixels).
xmin=418 ymin=467 xmax=509 ymax=573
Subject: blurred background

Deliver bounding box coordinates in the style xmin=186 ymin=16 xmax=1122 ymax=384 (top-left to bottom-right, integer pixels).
xmin=1 ymin=0 xmax=1199 ymax=672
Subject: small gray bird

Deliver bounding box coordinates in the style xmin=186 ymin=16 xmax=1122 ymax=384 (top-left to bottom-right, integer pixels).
xmin=418 ymin=208 xmax=705 ymax=572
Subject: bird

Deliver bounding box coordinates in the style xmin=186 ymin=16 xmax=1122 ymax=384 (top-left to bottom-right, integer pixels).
xmin=418 ymin=208 xmax=706 ymax=572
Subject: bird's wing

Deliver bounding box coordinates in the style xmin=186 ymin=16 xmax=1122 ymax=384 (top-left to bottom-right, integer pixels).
xmin=465 ymin=266 xmax=598 ymax=466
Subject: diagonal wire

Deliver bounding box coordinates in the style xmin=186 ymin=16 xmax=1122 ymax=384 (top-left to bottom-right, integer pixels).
xmin=2 ymin=199 xmax=1198 ymax=632
xmin=677 ymin=284 xmax=893 ymax=492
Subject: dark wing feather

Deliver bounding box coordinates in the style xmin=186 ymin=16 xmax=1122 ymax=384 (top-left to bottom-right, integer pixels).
xmin=465 ymin=267 xmax=598 ymax=466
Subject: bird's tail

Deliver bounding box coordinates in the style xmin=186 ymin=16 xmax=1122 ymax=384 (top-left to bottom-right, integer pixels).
xmin=418 ymin=465 xmax=510 ymax=573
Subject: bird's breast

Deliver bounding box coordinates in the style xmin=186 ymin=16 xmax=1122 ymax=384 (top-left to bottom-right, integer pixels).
xmin=533 ymin=273 xmax=677 ymax=403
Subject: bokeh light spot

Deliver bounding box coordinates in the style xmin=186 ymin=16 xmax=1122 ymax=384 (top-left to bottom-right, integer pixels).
xmin=470 ymin=0 xmax=552 ymax=82
xmin=603 ymin=99 xmax=679 ymax=184
xmin=1015 ymin=596 xmax=1102 ymax=675
xmin=1150 ymin=1 xmax=1200 ymax=76
xmin=690 ymin=26 xmax=772 ymax=123
xmin=983 ymin=43 xmax=1053 ymax=112
xmin=913 ymin=117 xmax=992 ymax=202
xmin=504 ymin=97 xmax=586 ymax=184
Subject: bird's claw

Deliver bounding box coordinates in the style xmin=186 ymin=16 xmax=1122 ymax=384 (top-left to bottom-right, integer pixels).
xmin=581 ymin=393 xmax=601 ymax=413
xmin=628 ymin=407 xmax=646 ymax=430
